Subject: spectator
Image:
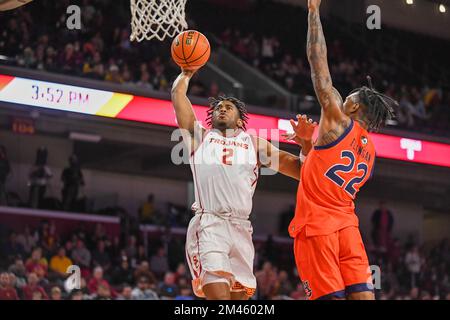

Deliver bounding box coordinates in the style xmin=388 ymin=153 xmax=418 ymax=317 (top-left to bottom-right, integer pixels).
xmin=28 ymin=147 xmax=52 ymax=209
xmin=151 ymin=67 xmax=168 ymax=91
xmin=290 ymin=283 xmax=307 ymax=300
xmin=61 ymin=154 xmax=84 ymax=211
xmin=87 ymin=266 xmax=111 ymax=295
xmin=117 ymin=284 xmax=133 ymax=300
xmin=49 ymin=247 xmax=73 ymax=279
xmin=175 ymin=285 xmax=195 ymax=300
xmin=136 ymin=71 xmax=154 ymax=90
xmin=15 ymin=226 xmax=38 ymax=255
xmin=174 ymin=263 xmax=188 ymax=283
xmin=64 ymin=240 xmax=74 ymax=259
xmin=71 ymin=240 xmax=91 ymax=270
xmin=405 ymin=245 xmax=423 ymax=289
xmin=274 ymin=270 xmax=293 ymax=297
xmin=134 ymin=261 xmax=156 ymax=285
xmin=69 ymin=289 xmax=84 ymax=300
xmin=50 ymin=286 xmax=62 ymax=300
xmin=150 ymin=246 xmax=169 ymax=278
xmin=8 ymin=256 xmax=27 ymax=283
xmin=41 ymin=220 xmax=58 ymax=253
xmin=111 ymin=256 xmax=134 ymax=286
xmin=371 ymin=201 xmax=395 ymax=251
xmin=22 ymin=272 xmax=48 ymax=300
xmin=25 ymin=247 xmax=48 ymax=276
xmin=158 ymin=272 xmax=179 ymax=299
xmin=381 ymin=262 xmax=400 ymax=295
xmin=255 ymin=261 xmax=278 ymax=299
xmin=135 ymin=244 xmax=148 ymax=265
xmin=105 ymin=64 xmax=123 ymax=84
xmin=208 ymin=81 xmax=220 ymax=97
xmin=93 ymin=223 xmax=108 ymax=243
xmin=139 ymin=194 xmax=156 ymax=224
xmin=0 ymin=145 xmax=10 ymax=206
xmin=409 ymin=287 xmax=420 ymax=300
xmin=0 ymin=272 xmax=19 ymax=300
xmin=3 ymin=232 xmax=25 ymax=261
xmin=31 ymin=291 xmax=44 ymax=300
xmin=131 ymin=276 xmax=159 ymax=300
xmin=109 ymin=236 xmax=122 ymax=263
xmin=92 ymin=240 xmax=111 ymax=271
xmin=78 ymin=277 xmax=90 ymax=298
xmin=34 ymin=264 xmax=49 ymax=289
xmin=125 ymin=235 xmax=138 ymax=263
xmin=93 ymin=283 xmax=112 ymax=300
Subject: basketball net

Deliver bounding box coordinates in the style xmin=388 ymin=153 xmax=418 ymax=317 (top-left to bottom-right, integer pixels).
xmin=130 ymin=0 xmax=188 ymax=42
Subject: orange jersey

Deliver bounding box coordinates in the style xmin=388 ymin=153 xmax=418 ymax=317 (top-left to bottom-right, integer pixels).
xmin=289 ymin=120 xmax=375 ymax=238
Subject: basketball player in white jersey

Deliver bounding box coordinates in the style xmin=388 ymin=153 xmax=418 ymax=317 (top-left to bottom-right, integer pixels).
xmin=171 ymin=69 xmax=316 ymax=300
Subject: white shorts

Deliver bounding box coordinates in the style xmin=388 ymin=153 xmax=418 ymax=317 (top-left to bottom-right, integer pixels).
xmin=185 ymin=213 xmax=256 ymax=298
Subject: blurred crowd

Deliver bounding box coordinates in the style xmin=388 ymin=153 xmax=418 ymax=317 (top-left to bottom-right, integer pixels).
xmin=0 ymin=216 xmax=449 ymax=300
xmin=216 ymin=28 xmax=449 ymax=135
xmin=0 ymin=0 xmax=212 ymax=98
xmin=1 ymin=145 xmax=449 ymax=300
xmin=0 ymin=0 xmax=448 ymax=136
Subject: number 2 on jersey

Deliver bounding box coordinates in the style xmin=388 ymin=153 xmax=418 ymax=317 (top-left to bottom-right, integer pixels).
xmin=325 ymin=150 xmax=368 ymax=196
xmin=222 ymin=148 xmax=234 ymax=165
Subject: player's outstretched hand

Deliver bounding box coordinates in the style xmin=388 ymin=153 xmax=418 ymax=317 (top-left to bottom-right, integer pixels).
xmin=282 ymin=114 xmax=317 ymax=144
xmin=181 ymin=67 xmax=199 ymax=78
xmin=308 ymin=0 xmax=321 ymax=11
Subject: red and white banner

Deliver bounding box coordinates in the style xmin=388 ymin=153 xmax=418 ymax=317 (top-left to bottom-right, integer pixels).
xmin=1 ymin=74 xmax=449 ymax=168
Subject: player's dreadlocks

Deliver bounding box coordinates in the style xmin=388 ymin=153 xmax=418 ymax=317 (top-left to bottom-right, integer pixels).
xmin=206 ymin=95 xmax=249 ymax=130
xmin=350 ymin=76 xmax=398 ymax=132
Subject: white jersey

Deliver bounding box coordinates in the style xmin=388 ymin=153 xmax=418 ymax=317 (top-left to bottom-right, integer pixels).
xmin=189 ymin=128 xmax=259 ymax=220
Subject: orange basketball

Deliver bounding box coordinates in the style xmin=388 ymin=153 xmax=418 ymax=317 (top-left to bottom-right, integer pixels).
xmin=171 ymin=30 xmax=210 ymax=70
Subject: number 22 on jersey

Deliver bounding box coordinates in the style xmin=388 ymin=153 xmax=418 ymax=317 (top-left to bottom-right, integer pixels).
xmin=325 ymin=150 xmax=369 ymax=197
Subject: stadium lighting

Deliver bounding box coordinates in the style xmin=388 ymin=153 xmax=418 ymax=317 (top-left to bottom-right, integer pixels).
xmin=405 ymin=0 xmax=413 ymax=5
xmin=439 ymin=4 xmax=446 ymax=13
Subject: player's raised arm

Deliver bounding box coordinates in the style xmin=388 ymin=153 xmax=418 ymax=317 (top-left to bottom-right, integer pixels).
xmin=307 ymin=0 xmax=344 ymax=121
xmin=171 ymin=69 xmax=201 ymax=134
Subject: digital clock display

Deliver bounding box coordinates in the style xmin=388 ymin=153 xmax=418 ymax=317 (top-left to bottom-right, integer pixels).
xmin=0 ymin=75 xmax=114 ymax=114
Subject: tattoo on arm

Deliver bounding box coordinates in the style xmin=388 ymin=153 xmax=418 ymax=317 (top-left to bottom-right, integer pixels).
xmin=319 ymin=120 xmax=350 ymax=145
xmin=307 ymin=10 xmax=333 ymax=109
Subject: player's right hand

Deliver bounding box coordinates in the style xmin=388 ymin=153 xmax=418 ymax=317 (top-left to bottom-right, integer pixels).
xmin=181 ymin=67 xmax=198 ymax=78
xmin=308 ymin=0 xmax=321 ymax=11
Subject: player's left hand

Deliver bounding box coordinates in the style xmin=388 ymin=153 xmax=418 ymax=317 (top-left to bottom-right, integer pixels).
xmin=282 ymin=114 xmax=317 ymax=144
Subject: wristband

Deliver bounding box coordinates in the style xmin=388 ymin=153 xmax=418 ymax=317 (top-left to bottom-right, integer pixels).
xmin=300 ymin=151 xmax=307 ymax=163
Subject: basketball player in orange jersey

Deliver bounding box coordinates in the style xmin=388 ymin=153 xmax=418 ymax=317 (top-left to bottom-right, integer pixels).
xmin=288 ymin=0 xmax=398 ymax=300
xmin=171 ymin=68 xmax=315 ymax=300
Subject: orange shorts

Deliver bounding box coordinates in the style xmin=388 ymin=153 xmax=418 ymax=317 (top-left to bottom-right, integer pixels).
xmin=293 ymin=226 xmax=374 ymax=300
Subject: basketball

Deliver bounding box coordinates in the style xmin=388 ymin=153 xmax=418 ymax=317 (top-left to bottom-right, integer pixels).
xmin=171 ymin=30 xmax=211 ymax=70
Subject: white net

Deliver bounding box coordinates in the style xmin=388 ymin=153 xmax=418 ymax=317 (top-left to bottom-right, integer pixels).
xmin=130 ymin=0 xmax=188 ymax=42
